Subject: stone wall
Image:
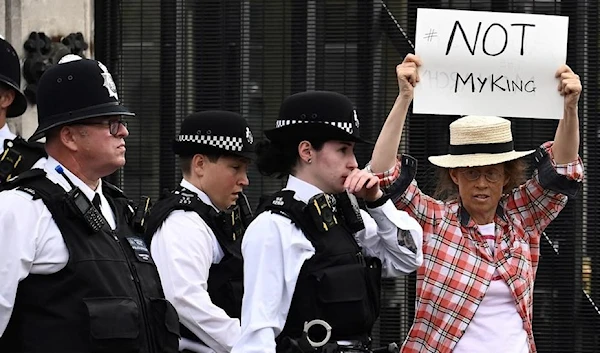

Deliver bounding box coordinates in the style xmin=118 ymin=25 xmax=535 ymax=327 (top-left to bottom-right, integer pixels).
xmin=1 ymin=0 xmax=92 ymax=139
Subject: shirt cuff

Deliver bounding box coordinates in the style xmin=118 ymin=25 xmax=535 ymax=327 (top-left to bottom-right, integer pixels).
xmin=366 ymin=160 xmax=401 ymax=188
xmin=365 ymin=192 xmax=391 ymax=209
xmin=542 ymin=141 xmax=584 ymax=182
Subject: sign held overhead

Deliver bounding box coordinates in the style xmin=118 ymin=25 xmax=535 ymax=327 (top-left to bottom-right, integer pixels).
xmin=414 ymin=8 xmax=569 ymax=119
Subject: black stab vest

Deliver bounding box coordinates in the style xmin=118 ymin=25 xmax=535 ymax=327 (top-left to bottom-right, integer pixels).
xmin=257 ymin=190 xmax=382 ymax=345
xmin=144 ymin=186 xmax=245 ymax=343
xmin=0 ymin=170 xmax=180 ymax=353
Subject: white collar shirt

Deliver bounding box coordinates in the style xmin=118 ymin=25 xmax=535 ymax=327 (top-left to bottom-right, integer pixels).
xmin=149 ymin=178 xmax=236 ymax=353
xmin=231 ymin=175 xmax=423 ymax=353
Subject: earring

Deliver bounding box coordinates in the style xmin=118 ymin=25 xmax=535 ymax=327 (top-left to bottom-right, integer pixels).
xmin=307 ymin=158 xmax=312 ymax=164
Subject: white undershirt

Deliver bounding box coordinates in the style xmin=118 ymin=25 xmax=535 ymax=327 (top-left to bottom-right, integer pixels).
xmin=453 ymin=223 xmax=528 ymax=353
xmin=0 ymin=123 xmax=17 ymax=153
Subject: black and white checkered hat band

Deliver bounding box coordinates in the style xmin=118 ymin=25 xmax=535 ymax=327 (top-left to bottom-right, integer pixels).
xmin=275 ymin=119 xmax=353 ymax=133
xmin=176 ymin=134 xmax=244 ymax=151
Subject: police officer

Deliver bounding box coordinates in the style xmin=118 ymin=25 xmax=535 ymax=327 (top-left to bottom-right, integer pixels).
xmin=0 ymin=37 xmax=46 ymax=185
xmin=231 ymin=91 xmax=423 ymax=353
xmin=145 ymin=111 xmax=255 ymax=353
xmin=0 ymin=55 xmax=179 ymax=353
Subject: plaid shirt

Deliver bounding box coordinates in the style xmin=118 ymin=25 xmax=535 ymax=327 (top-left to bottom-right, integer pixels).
xmin=370 ymin=142 xmax=584 ymax=353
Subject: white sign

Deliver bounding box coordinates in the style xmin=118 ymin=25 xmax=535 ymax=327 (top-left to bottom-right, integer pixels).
xmin=413 ymin=8 xmax=568 ymax=119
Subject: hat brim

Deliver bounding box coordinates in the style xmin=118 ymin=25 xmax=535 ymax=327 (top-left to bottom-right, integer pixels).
xmin=29 ymin=104 xmax=135 ymax=142
xmin=264 ymin=123 xmax=372 ymax=145
xmin=0 ymin=77 xmax=28 ymax=118
xmin=7 ymin=89 xmax=27 ymax=118
xmin=428 ymin=150 xmax=535 ymax=168
xmin=173 ymin=141 xmax=255 ymax=161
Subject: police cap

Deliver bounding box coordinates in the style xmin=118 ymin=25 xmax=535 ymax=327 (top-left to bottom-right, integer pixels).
xmin=0 ymin=37 xmax=27 ymax=118
xmin=264 ymin=90 xmax=370 ymax=145
xmin=29 ymin=55 xmax=134 ymax=141
xmin=173 ymin=110 xmax=255 ymax=160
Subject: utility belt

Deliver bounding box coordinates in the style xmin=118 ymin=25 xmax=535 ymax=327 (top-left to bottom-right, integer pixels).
xmin=277 ymin=320 xmax=399 ymax=353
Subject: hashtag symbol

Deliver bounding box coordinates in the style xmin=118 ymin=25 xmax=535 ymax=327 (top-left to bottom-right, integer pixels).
xmin=423 ymin=29 xmax=437 ymax=42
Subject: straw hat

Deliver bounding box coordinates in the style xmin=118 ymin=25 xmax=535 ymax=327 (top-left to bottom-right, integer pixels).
xmin=428 ymin=116 xmax=535 ymax=168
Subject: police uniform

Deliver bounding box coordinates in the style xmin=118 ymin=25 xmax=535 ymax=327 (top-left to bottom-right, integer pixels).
xmin=0 ymin=37 xmax=46 ymax=185
xmin=231 ymin=91 xmax=424 ymax=353
xmin=0 ymin=56 xmax=179 ymax=353
xmin=145 ymin=111 xmax=255 ymax=353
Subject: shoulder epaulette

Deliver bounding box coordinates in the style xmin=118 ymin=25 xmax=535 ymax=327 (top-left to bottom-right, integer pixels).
xmin=1 ymin=168 xmax=46 ymax=192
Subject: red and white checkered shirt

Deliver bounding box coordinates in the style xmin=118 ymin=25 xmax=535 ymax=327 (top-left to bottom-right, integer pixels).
xmin=371 ymin=142 xmax=584 ymax=353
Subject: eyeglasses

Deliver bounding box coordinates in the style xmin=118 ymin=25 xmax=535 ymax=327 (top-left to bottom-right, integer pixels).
xmin=78 ymin=118 xmax=128 ymax=136
xmin=460 ymin=168 xmax=504 ymax=183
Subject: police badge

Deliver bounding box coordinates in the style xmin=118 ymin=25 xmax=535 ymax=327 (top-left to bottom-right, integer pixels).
xmin=97 ymin=61 xmax=119 ymax=100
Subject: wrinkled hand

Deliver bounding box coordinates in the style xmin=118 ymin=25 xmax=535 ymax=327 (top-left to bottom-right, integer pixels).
xmin=343 ymin=168 xmax=383 ymax=202
xmin=556 ymin=65 xmax=582 ymax=110
xmin=397 ymin=54 xmax=422 ymax=100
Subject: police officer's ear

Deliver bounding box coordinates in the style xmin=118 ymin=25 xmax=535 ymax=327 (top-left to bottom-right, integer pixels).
xmin=297 ymin=140 xmax=313 ymax=165
xmin=191 ymin=153 xmax=209 ymax=177
xmin=57 ymin=125 xmax=85 ymax=152
xmin=0 ymin=88 xmax=15 ymax=110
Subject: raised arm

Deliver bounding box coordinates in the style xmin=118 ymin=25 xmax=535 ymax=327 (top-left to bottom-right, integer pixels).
xmin=552 ymin=65 xmax=582 ymax=164
xmin=369 ymin=54 xmax=422 ymax=173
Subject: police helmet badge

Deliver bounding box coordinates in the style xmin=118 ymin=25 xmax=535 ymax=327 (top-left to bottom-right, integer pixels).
xmin=97 ymin=61 xmax=119 ymax=100
xmin=353 ymin=110 xmax=359 ymax=129
xmin=246 ymin=126 xmax=254 ymax=144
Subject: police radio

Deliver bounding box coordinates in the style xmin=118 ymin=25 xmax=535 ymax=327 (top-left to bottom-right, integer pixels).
xmin=307 ymin=193 xmax=337 ymax=232
xmin=236 ymin=192 xmax=253 ymax=228
xmin=56 ymin=166 xmax=106 ymax=233
xmin=228 ymin=192 xmax=253 ymax=241
xmin=335 ymin=190 xmax=365 ymax=233
xmin=132 ymin=195 xmax=151 ymax=234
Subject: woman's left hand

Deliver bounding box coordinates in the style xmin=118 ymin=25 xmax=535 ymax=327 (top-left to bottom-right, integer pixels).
xmin=343 ymin=168 xmax=384 ymax=202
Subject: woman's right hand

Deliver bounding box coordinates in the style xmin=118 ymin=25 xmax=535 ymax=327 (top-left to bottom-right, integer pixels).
xmin=396 ymin=54 xmax=422 ymax=100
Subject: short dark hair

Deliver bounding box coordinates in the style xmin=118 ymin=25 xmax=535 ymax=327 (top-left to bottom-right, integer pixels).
xmin=255 ymin=138 xmax=326 ymax=178
xmin=433 ymin=158 xmax=529 ymax=201
xmin=44 ymin=127 xmax=61 ymax=144
xmin=0 ymin=82 xmax=14 ymax=97
xmin=0 ymin=81 xmax=11 ymax=92
xmin=179 ymin=155 xmax=193 ymax=175
xmin=179 ymin=152 xmax=249 ymax=176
